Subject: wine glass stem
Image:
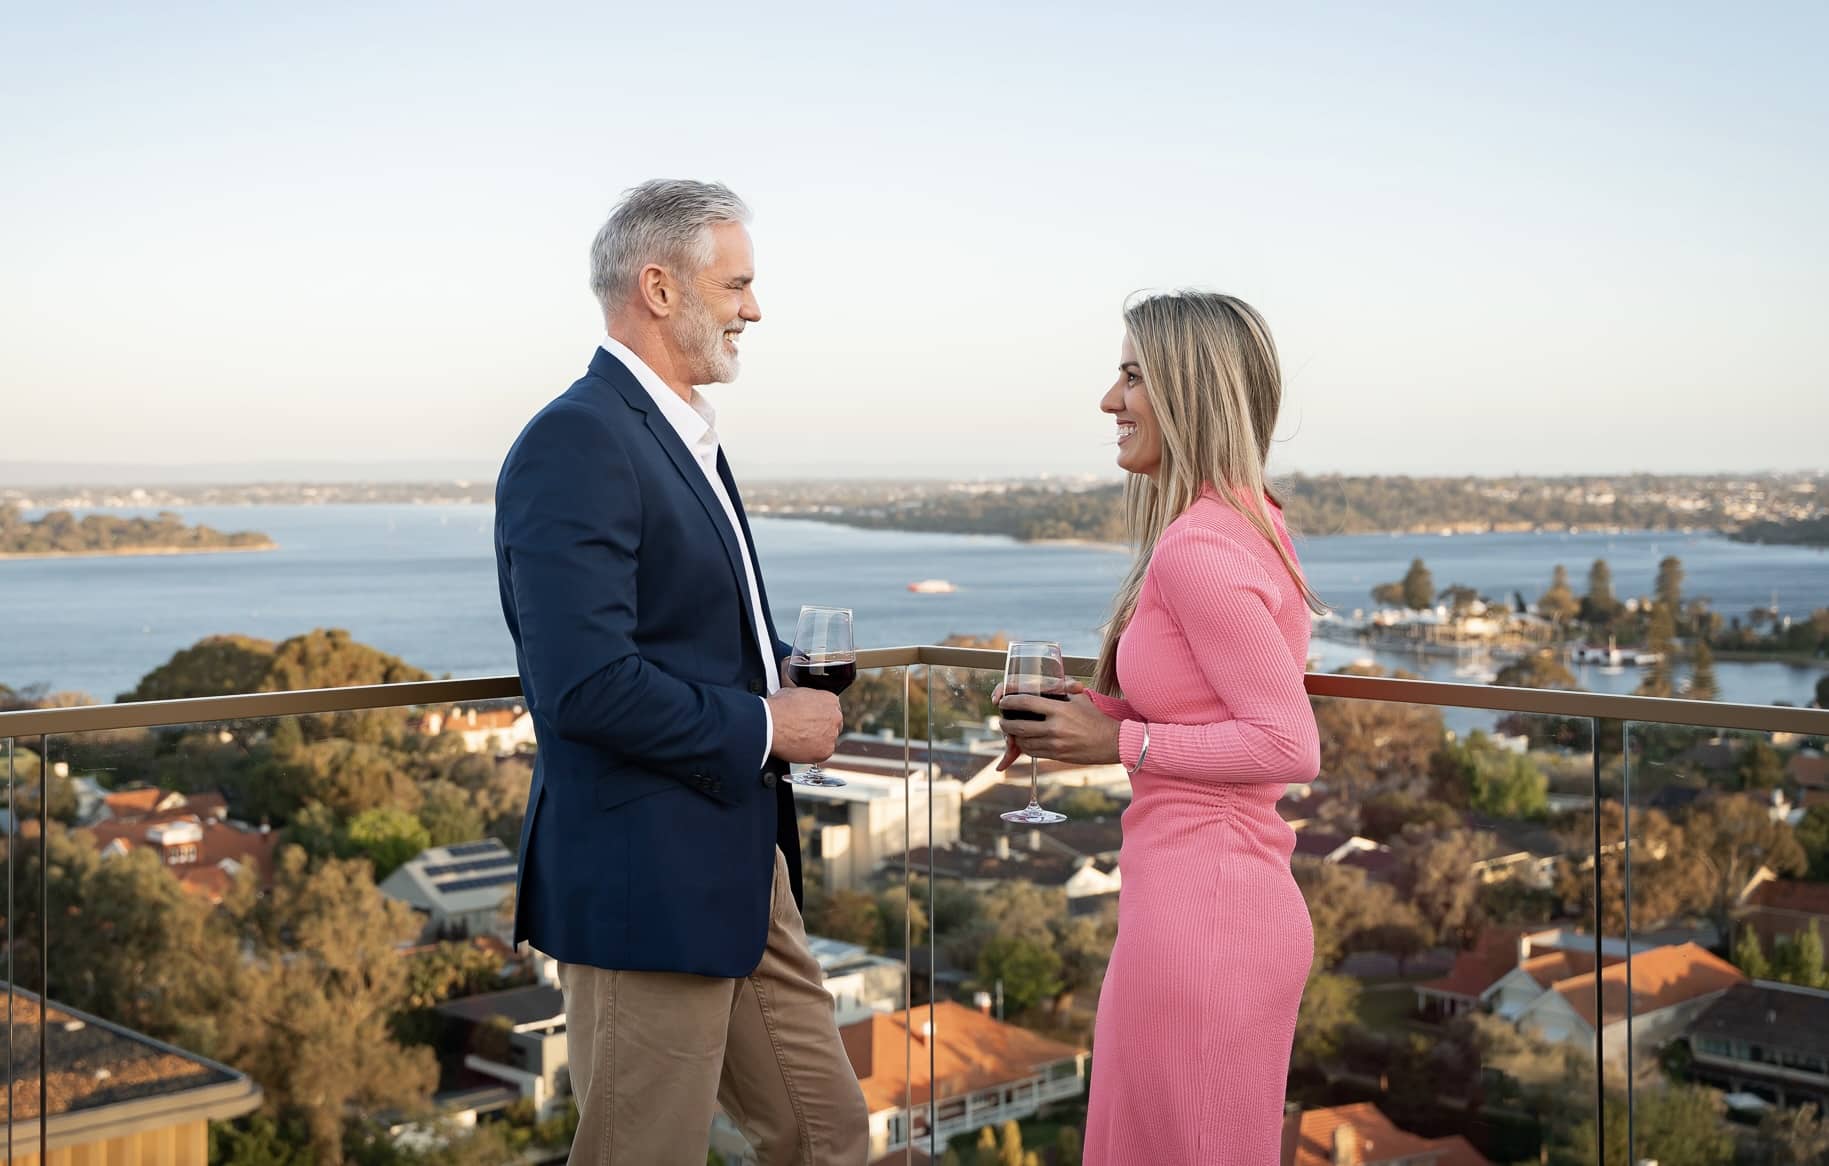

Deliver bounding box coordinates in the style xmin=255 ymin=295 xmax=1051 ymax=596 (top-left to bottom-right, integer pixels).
xmin=1029 ymin=756 xmax=1040 ymax=808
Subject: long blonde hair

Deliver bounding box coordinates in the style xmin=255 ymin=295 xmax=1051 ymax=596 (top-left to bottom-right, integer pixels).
xmin=1094 ymin=291 xmax=1325 ymax=693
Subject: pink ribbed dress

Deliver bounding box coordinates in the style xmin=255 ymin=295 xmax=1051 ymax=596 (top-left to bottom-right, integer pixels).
xmin=1081 ymin=488 xmax=1320 ymax=1165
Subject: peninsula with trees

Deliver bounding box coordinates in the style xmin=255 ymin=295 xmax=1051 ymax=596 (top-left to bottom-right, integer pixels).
xmin=0 ymin=508 xmax=275 ymax=559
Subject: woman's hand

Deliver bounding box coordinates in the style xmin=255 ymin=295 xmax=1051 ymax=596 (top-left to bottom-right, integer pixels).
xmin=994 ymin=681 xmax=1122 ymax=770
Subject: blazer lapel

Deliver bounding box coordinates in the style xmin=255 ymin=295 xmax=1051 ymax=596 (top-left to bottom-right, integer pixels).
xmin=591 ymin=350 xmax=757 ymax=648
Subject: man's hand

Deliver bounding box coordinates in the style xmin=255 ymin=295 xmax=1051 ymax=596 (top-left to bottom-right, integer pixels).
xmin=767 ymin=686 xmax=841 ymax=763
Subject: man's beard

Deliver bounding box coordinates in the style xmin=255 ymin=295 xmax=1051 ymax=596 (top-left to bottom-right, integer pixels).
xmin=679 ymin=290 xmax=741 ymax=385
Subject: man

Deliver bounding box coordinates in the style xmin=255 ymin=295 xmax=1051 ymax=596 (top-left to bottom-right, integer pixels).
xmin=494 ymin=180 xmax=869 ymax=1164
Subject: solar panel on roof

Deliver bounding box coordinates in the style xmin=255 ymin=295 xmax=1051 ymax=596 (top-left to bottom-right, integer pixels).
xmin=435 ymin=871 xmax=517 ymax=894
xmin=421 ymin=857 xmax=516 ymax=879
xmin=443 ymin=840 xmax=503 ymax=858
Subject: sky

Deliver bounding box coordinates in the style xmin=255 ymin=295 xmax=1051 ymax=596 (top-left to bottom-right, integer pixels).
xmin=4 ymin=2 xmax=1826 ymax=480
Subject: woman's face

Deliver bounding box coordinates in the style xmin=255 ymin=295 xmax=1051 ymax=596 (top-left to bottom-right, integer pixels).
xmin=1100 ymin=332 xmax=1162 ymax=478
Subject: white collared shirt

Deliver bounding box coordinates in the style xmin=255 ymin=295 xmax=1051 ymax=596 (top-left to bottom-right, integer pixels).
xmin=600 ymin=335 xmax=778 ymax=764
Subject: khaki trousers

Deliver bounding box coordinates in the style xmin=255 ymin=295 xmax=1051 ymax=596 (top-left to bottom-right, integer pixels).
xmin=558 ymin=848 xmax=871 ymax=1165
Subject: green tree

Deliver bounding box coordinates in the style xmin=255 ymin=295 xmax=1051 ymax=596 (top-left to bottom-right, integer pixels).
xmin=1393 ymin=827 xmax=1490 ymax=945
xmin=1058 ymin=787 xmax=1120 ymax=818
xmin=1292 ymin=969 xmax=1359 ymax=1069
xmin=1553 ymin=801 xmax=1702 ymax=933
xmin=1401 ymin=558 xmax=1435 ymax=611
xmin=119 ymin=633 xmax=277 ymax=702
xmin=1687 ymin=639 xmax=1719 ymax=700
xmin=1756 ymin=1103 xmax=1829 ymax=1165
xmin=1685 ymin=796 xmax=1805 ymax=942
xmin=1358 ymin=792 xmax=1460 ymax=843
xmin=1736 ymin=740 xmax=1787 ymax=791
xmin=1816 ymin=673 xmax=1829 ymax=709
xmin=1435 ymin=732 xmax=1549 ymax=819
xmin=1773 ymin=922 xmax=1828 ymax=989
xmin=344 ymin=807 xmax=431 ymax=880
xmin=1313 ymin=666 xmax=1447 ymax=789
xmin=1798 ymin=805 xmax=1829 ymax=880
xmin=804 ymin=889 xmax=885 ymax=949
xmin=1371 ymin=581 xmax=1406 ymax=607
xmin=1056 ymin=1127 xmax=1083 ymax=1166
xmin=1537 ymin=564 xmax=1580 ymax=627
xmin=1584 ymin=558 xmax=1618 ymax=619
xmin=976 ymin=935 xmax=1064 ymax=1016
xmin=940 ymin=1150 xmax=963 ymax=1166
xmin=1636 ymin=601 xmax=1679 ymax=698
xmin=211 ymin=1114 xmax=316 ymax=1165
xmin=1493 ymin=649 xmax=1577 ymax=691
xmin=1567 ymin=1084 xmax=1734 ymax=1166
xmin=1656 ymin=555 xmax=1685 ymax=616
xmin=975 ymin=1125 xmax=999 ymax=1166
xmin=416 ymin=779 xmax=487 ymax=848
xmin=1734 ymin=926 xmax=1772 ymax=980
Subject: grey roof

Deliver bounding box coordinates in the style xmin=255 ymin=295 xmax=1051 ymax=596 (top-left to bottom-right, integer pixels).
xmin=1687 ymin=981 xmax=1829 ymax=1058
xmin=435 ymin=985 xmax=565 ymax=1028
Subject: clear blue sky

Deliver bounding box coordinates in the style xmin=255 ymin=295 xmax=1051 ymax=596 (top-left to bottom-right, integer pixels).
xmin=5 ymin=2 xmax=1825 ymax=478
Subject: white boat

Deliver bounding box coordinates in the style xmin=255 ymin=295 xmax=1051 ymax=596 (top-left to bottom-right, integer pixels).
xmin=907 ymin=579 xmax=957 ymax=594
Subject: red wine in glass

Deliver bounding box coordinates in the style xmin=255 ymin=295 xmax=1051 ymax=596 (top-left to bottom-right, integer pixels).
xmin=998 ymin=692 xmax=1069 ymax=721
xmin=787 ymin=605 xmax=855 ymax=788
xmin=999 ymin=641 xmax=1069 ymax=825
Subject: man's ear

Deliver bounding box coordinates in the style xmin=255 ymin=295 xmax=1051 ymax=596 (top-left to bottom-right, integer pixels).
xmin=637 ymin=264 xmax=674 ymax=317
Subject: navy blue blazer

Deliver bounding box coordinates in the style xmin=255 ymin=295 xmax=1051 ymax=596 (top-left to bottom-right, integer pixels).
xmin=495 ymin=348 xmax=800 ymax=978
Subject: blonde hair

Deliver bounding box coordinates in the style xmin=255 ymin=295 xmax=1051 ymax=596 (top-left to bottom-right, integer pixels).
xmin=1094 ymin=291 xmax=1325 ymax=693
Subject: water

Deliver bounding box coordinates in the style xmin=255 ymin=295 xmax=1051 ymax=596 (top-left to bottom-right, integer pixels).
xmin=4 ymin=505 xmax=1824 ymax=714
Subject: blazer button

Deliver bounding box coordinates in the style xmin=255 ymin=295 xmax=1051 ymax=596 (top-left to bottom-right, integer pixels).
xmin=761 ymin=771 xmax=777 ymax=788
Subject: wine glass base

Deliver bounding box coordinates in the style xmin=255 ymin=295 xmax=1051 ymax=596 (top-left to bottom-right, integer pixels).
xmin=788 ymin=772 xmax=848 ymax=788
xmin=1000 ymin=806 xmax=1067 ymax=825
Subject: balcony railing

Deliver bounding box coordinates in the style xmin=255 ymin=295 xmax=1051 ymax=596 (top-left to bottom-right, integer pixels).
xmin=4 ymin=646 xmax=1827 ymax=1165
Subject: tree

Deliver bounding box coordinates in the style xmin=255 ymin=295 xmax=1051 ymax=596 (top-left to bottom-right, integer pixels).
xmin=1056 ymin=1127 xmax=1083 ymax=1166
xmin=1401 ymin=559 xmax=1435 ymax=611
xmin=1636 ymin=601 xmax=1678 ymax=698
xmin=118 ymin=633 xmax=277 ymax=702
xmin=417 ymin=779 xmax=487 ymax=848
xmin=1393 ymin=827 xmax=1489 ymax=945
xmin=1817 ymin=673 xmax=1829 ymax=709
xmin=216 ymin=847 xmax=438 ymax=1160
xmin=1359 ymin=792 xmax=1460 ymax=843
xmin=1552 ymin=801 xmax=1701 ymax=933
xmin=804 ymin=889 xmax=884 ymax=949
xmin=1312 ymin=666 xmax=1446 ymax=789
xmin=1734 ymin=926 xmax=1772 ymax=980
xmin=1684 ymin=796 xmax=1805 ymax=941
xmin=976 ymin=935 xmax=1063 ymax=1016
xmin=975 ymin=1125 xmax=999 ymax=1166
xmin=940 ymin=1151 xmax=963 ymax=1166
xmin=1438 ymin=583 xmax=1482 ymax=618
xmin=998 ymin=1119 xmax=1023 ymax=1166
xmin=1493 ymin=649 xmax=1577 ymax=691
xmin=1537 ymin=564 xmax=1580 ymax=627
xmin=1567 ymin=1084 xmax=1734 ymax=1166
xmin=1735 ymin=740 xmax=1787 ymax=791
xmin=343 ymin=807 xmax=431 ymax=880
xmin=1371 ymin=581 xmax=1406 ymax=607
xmin=1295 ymin=858 xmax=1412 ymax=969
xmin=1292 ymin=969 xmax=1359 ymax=1070
xmin=1058 ymin=787 xmax=1120 ymax=818
xmin=1799 ymin=805 xmax=1829 ymax=880
xmin=1434 ymin=732 xmax=1548 ymax=819
xmin=1583 ymin=558 xmax=1618 ymax=623
xmin=1687 ymin=639 xmax=1719 ymax=701
xmin=1756 ymin=1103 xmax=1829 ymax=1165
xmin=1772 ymin=921 xmax=1828 ymax=989
xmin=1656 ymin=555 xmax=1685 ymax=617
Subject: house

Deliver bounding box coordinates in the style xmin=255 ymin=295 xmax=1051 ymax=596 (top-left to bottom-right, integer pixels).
xmin=1785 ymin=751 xmax=1827 ymax=798
xmin=1735 ymin=873 xmax=1829 ymax=952
xmin=1684 ymin=980 xmax=1829 ymax=1111
xmin=1282 ymin=1102 xmax=1493 ymax=1166
xmin=379 ymin=839 xmax=518 ymax=941
xmin=98 ymin=785 xmax=193 ymax=821
xmin=794 ymin=763 xmax=963 ymax=891
xmin=81 ymin=798 xmax=278 ymax=903
xmin=434 ymin=983 xmax=570 ymax=1120
xmin=1293 ymin=829 xmax=1398 ymax=882
xmin=3 ymin=984 xmax=262 ymax=1166
xmin=415 ymin=703 xmax=535 ymax=754
xmin=1505 ymin=942 xmax=1743 ymax=1063
xmin=1416 ymin=928 xmax=1545 ymax=1021
xmin=908 ymin=840 xmax=1121 ymax=915
xmin=841 ymin=1002 xmax=1086 ymax=1157
xmin=1464 ymin=814 xmax=1561 ymax=888
xmin=809 ymin=936 xmax=909 ymax=1026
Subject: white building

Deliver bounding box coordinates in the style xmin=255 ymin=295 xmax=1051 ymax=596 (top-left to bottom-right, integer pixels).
xmin=379 ymin=839 xmax=517 ymax=940
xmin=416 ymin=704 xmax=535 ymax=755
xmin=807 ymin=936 xmax=908 ymax=1025
xmin=795 ymin=763 xmax=963 ymax=892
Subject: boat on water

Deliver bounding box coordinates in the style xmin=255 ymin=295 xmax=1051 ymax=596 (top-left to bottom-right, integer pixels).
xmin=907 ymin=579 xmax=958 ymax=594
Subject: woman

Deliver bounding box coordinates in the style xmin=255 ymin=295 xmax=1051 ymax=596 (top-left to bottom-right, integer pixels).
xmin=997 ymin=291 xmax=1323 ymax=1164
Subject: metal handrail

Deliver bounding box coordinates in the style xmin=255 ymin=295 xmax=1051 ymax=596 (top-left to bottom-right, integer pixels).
xmin=2 ymin=644 xmax=1824 ymax=738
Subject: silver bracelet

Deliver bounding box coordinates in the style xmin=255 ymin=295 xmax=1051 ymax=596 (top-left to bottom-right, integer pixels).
xmin=1126 ymin=723 xmax=1150 ymax=776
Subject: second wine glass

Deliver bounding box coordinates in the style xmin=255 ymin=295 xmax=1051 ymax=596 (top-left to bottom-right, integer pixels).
xmin=784 ymin=605 xmax=855 ymax=788
xmin=999 ymin=640 xmax=1069 ymax=825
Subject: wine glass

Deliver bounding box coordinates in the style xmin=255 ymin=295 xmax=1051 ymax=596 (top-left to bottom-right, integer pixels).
xmin=785 ymin=605 xmax=856 ymax=788
xmin=999 ymin=640 xmax=1069 ymax=825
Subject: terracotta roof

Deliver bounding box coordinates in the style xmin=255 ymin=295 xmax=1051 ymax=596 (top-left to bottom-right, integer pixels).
xmin=840 ymin=1002 xmax=1084 ymax=1115
xmin=1 ymin=985 xmax=257 ymax=1124
xmin=1552 ymin=943 xmax=1743 ymax=1029
xmin=1745 ymin=879 xmax=1829 ymax=918
xmin=100 ymin=787 xmax=173 ymax=817
xmin=1522 ymin=948 xmax=1613 ymax=989
xmin=1282 ymin=1102 xmax=1494 ymax=1166
xmin=81 ymin=812 xmax=279 ymax=898
xmin=1421 ymin=928 xmax=1529 ymax=1000
xmin=1788 ymin=753 xmax=1829 ymax=788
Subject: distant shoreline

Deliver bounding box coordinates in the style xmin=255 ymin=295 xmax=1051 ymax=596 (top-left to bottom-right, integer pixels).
xmin=1029 ymin=537 xmax=1129 ymax=553
xmin=0 ymin=542 xmax=277 ymax=562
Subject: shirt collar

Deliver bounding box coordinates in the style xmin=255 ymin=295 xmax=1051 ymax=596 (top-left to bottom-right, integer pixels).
xmin=599 ymin=334 xmax=717 ymax=452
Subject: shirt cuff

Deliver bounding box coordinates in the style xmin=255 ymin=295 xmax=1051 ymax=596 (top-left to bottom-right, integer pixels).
xmin=1118 ymin=719 xmax=1148 ymax=772
xmin=760 ymin=695 xmax=775 ymax=767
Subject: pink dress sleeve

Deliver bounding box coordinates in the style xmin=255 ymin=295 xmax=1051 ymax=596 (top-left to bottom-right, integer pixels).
xmin=1115 ymin=526 xmax=1319 ymax=785
xmin=1085 ymin=689 xmax=1139 ymax=722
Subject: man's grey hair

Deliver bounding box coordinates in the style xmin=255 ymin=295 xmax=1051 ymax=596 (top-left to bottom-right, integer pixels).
xmin=589 ymin=179 xmax=751 ymax=308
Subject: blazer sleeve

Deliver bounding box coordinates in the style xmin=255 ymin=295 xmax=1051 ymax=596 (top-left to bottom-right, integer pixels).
xmin=497 ymin=402 xmax=768 ymax=802
xmin=1115 ymin=525 xmax=1319 ymax=785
